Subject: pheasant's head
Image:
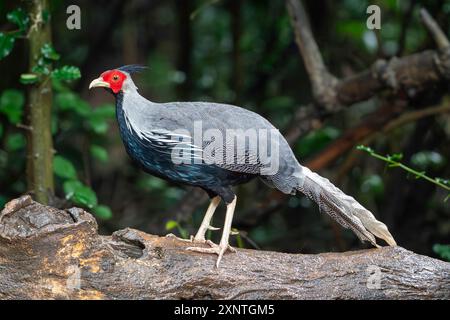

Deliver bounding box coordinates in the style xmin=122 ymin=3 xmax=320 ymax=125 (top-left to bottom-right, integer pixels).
xmin=89 ymin=65 xmax=146 ymax=94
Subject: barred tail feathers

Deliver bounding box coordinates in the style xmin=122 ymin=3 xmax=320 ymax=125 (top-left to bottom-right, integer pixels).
xmin=296 ymin=167 xmax=397 ymax=247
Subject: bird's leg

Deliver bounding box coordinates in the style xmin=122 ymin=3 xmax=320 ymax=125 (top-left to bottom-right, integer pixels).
xmin=186 ymin=196 xmax=237 ymax=268
xmin=165 ymin=196 xmax=221 ymax=243
xmin=192 ymin=196 xmax=221 ymax=242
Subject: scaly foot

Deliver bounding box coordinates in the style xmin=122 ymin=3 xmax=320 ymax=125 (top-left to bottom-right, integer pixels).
xmin=165 ymin=233 xmax=207 ymax=243
xmin=186 ymin=240 xmax=236 ymax=267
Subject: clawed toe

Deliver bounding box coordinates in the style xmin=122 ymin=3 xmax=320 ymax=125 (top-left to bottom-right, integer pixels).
xmin=186 ymin=240 xmax=235 ymax=267
xmin=165 ymin=233 xmax=192 ymax=242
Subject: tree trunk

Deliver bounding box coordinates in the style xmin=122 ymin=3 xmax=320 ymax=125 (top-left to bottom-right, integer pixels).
xmin=0 ymin=196 xmax=449 ymax=300
xmin=26 ymin=0 xmax=54 ymax=204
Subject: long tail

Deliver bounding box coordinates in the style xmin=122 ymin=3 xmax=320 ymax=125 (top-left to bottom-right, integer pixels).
xmin=296 ymin=166 xmax=397 ymax=247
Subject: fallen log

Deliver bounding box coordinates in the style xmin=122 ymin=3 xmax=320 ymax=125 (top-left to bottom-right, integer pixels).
xmin=0 ymin=196 xmax=448 ymax=300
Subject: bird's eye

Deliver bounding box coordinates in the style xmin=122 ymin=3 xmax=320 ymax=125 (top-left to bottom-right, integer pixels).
xmin=113 ymin=75 xmax=119 ymax=81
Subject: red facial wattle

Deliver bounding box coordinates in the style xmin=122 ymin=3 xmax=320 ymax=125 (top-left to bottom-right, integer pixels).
xmin=101 ymin=70 xmax=127 ymax=93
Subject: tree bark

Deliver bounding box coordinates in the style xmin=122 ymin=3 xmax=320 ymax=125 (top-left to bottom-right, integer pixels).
xmin=26 ymin=0 xmax=54 ymax=204
xmin=0 ymin=196 xmax=449 ymax=300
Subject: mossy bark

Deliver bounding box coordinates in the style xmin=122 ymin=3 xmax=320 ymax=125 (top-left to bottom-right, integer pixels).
xmin=26 ymin=0 xmax=54 ymax=204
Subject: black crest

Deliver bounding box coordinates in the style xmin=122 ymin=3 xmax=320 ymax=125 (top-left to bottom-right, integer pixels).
xmin=117 ymin=64 xmax=148 ymax=74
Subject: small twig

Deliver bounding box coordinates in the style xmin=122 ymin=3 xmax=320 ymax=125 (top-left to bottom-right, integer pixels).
xmin=16 ymin=123 xmax=33 ymax=131
xmin=420 ymin=8 xmax=450 ymax=50
xmin=286 ymin=0 xmax=338 ymax=109
xmin=382 ymin=102 xmax=450 ymax=133
xmin=357 ymin=145 xmax=450 ymax=201
xmin=335 ymin=101 xmax=450 ymax=182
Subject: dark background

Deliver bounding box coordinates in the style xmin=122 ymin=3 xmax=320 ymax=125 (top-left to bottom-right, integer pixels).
xmin=0 ymin=0 xmax=449 ymax=260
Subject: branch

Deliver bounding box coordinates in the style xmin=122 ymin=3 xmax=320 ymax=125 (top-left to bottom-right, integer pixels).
xmin=306 ymin=98 xmax=450 ymax=171
xmin=286 ymin=2 xmax=450 ymax=108
xmin=286 ymin=0 xmax=338 ymax=109
xmin=420 ymin=8 xmax=450 ymax=50
xmin=0 ymin=196 xmax=449 ymax=299
xmin=306 ymin=99 xmax=407 ymax=171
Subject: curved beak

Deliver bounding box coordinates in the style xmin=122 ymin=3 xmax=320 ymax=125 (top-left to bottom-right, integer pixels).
xmin=89 ymin=77 xmax=110 ymax=89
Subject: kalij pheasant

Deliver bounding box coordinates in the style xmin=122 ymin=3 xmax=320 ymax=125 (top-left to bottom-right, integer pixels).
xmin=89 ymin=65 xmax=396 ymax=267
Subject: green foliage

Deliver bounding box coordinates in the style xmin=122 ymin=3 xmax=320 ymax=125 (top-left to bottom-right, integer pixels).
xmin=295 ymin=127 xmax=340 ymax=158
xmin=52 ymin=87 xmax=113 ymax=219
xmin=53 ymin=155 xmax=77 ymax=180
xmin=20 ymin=42 xmax=80 ymax=85
xmin=55 ymin=92 xmax=90 ymax=116
xmin=90 ymin=145 xmax=108 ymax=163
xmin=433 ymin=244 xmax=450 ymax=262
xmin=0 ymin=89 xmax=24 ymax=124
xmin=357 ymin=145 xmax=450 ymax=201
xmin=92 ymin=205 xmax=113 ymax=220
xmin=63 ymin=180 xmax=97 ymax=209
xmin=6 ymin=133 xmax=25 ymax=151
xmin=0 ymin=33 xmax=15 ymax=59
xmin=411 ymin=151 xmax=446 ymax=171
xmin=165 ymin=220 xmax=179 ymax=231
xmin=41 ymin=43 xmax=60 ymax=61
xmin=52 ymin=66 xmax=81 ymax=81
xmin=165 ymin=220 xmax=189 ymax=239
xmin=0 ymin=7 xmax=29 ymax=60
xmin=231 ymin=228 xmax=244 ymax=249
xmin=7 ymin=8 xmax=29 ymax=33
xmin=19 ymin=74 xmax=39 ymax=85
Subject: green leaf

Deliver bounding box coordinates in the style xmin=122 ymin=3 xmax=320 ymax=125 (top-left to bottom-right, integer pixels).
xmin=72 ymin=185 xmax=97 ymax=209
xmin=51 ymin=66 xmax=81 ymax=81
xmin=0 ymin=33 xmax=15 ymax=59
xmin=90 ymin=145 xmax=108 ymax=163
xmin=433 ymin=244 xmax=450 ymax=262
xmin=165 ymin=220 xmax=179 ymax=231
xmin=411 ymin=151 xmax=446 ymax=170
xmin=63 ymin=180 xmax=98 ymax=209
xmin=0 ymin=89 xmax=25 ymax=124
xmin=92 ymin=205 xmax=113 ymax=220
xmin=88 ymin=117 xmax=109 ymax=134
xmin=53 ymin=155 xmax=77 ymax=179
xmin=63 ymin=180 xmax=83 ymax=198
xmin=356 ymin=145 xmax=374 ymax=153
xmin=388 ymin=153 xmax=403 ymax=162
xmin=435 ymin=178 xmax=450 ymax=187
xmin=55 ymin=92 xmax=90 ymax=116
xmin=32 ymin=63 xmax=50 ymax=76
xmin=7 ymin=8 xmax=29 ymax=32
xmin=41 ymin=43 xmax=60 ymax=61
xmin=6 ymin=133 xmax=26 ymax=151
xmin=20 ymin=73 xmax=39 ymax=85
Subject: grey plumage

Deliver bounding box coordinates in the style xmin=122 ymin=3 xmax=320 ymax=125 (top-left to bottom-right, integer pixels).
xmin=119 ymin=73 xmax=397 ymax=247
